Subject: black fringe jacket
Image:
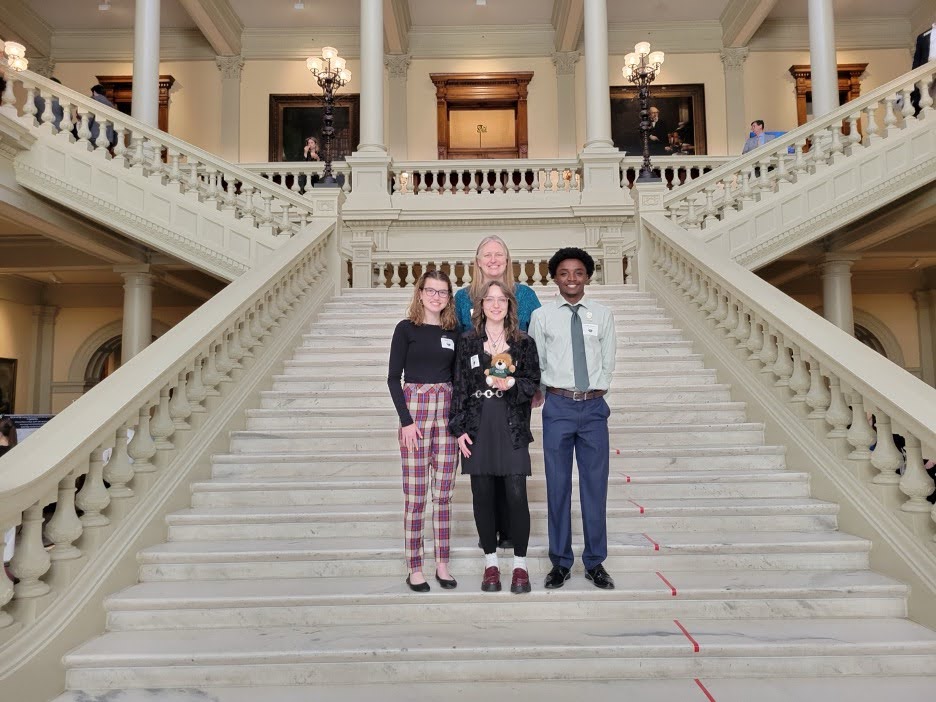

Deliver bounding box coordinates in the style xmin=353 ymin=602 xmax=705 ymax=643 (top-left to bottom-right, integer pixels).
xmin=448 ymin=331 xmax=541 ymax=449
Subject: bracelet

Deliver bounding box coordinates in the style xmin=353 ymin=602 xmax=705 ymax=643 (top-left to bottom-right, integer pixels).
xmin=506 ymin=377 xmax=515 ymax=388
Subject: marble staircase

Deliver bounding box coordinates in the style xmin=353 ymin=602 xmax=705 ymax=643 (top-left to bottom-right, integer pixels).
xmin=55 ymin=285 xmax=936 ymax=701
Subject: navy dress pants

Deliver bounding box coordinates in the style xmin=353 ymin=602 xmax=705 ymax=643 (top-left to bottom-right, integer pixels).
xmin=541 ymin=393 xmax=610 ymax=570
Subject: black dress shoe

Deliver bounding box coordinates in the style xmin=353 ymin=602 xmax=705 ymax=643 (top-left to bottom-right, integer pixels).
xmin=435 ymin=571 xmax=458 ymax=589
xmin=406 ymin=575 xmax=430 ymax=592
xmin=585 ymin=564 xmax=615 ymax=590
xmin=543 ymin=565 xmax=571 ymax=589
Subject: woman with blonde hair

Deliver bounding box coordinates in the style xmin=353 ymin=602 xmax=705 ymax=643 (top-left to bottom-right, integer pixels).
xmin=387 ymin=269 xmax=460 ymax=591
xmin=450 ymin=280 xmax=540 ymax=593
xmin=454 ymin=235 xmax=541 ymax=549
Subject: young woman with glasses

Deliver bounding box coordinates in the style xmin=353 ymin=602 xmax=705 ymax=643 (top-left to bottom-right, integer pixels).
xmin=387 ymin=270 xmax=460 ymax=592
xmin=449 ymin=280 xmax=541 ymax=594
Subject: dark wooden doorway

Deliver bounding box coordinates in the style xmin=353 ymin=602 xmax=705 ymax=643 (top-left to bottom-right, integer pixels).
xmin=95 ymin=75 xmax=175 ymax=132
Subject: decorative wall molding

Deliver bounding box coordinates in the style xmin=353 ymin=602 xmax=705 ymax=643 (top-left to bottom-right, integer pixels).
xmin=608 ymin=22 xmax=724 ymax=54
xmin=215 ymin=55 xmax=245 ymax=80
xmin=241 ymin=27 xmax=361 ymax=60
xmin=750 ymin=17 xmax=913 ymax=51
xmin=551 ymin=51 xmax=581 ymax=76
xmin=384 ymin=54 xmax=411 ymax=80
xmin=720 ymin=47 xmax=750 ymax=71
xmin=409 ymin=24 xmax=556 ymax=58
xmin=50 ymin=29 xmax=216 ymax=62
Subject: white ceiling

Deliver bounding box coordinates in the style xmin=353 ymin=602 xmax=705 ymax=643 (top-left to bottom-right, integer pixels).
xmin=408 ymin=0 xmax=553 ymax=27
xmin=27 ymin=0 xmax=196 ymax=31
xmin=228 ymin=0 xmax=358 ymax=30
xmin=607 ymin=0 xmax=731 ymax=24
xmin=767 ymin=0 xmax=922 ymax=20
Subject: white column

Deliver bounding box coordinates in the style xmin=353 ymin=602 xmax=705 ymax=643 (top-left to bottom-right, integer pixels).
xmin=215 ymin=56 xmax=244 ymax=162
xmin=582 ymin=0 xmax=613 ymax=151
xmin=132 ymin=0 xmax=161 ymax=127
xmin=31 ymin=305 xmax=58 ymax=414
xmin=914 ymin=289 xmax=936 ymax=387
xmin=359 ymin=0 xmax=385 ymax=152
xmin=552 ymin=51 xmax=581 ymax=157
xmin=384 ymin=54 xmax=410 ymax=159
xmin=721 ymin=48 xmax=749 ymax=154
xmin=808 ymin=0 xmax=839 ymax=118
xmin=116 ymin=265 xmax=154 ymax=363
xmin=820 ymin=253 xmax=859 ymax=335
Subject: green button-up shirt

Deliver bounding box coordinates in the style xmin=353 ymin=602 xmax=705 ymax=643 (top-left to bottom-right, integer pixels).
xmin=528 ymin=293 xmax=616 ymax=392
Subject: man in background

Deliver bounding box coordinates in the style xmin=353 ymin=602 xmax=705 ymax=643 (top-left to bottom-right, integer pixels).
xmin=742 ymin=119 xmax=776 ymax=154
xmin=911 ymin=20 xmax=935 ymax=115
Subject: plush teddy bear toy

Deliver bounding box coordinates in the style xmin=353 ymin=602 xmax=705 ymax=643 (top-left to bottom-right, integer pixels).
xmin=485 ymin=352 xmax=516 ymax=387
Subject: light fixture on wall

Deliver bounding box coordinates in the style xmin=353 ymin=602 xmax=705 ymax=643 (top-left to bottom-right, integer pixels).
xmin=0 ymin=38 xmax=28 ymax=72
xmin=623 ymin=41 xmax=664 ymax=182
xmin=306 ymin=46 xmax=351 ymax=187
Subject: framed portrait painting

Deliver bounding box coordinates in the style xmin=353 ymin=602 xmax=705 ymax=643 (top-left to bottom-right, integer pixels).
xmin=610 ymin=83 xmax=707 ymax=156
xmin=269 ymin=94 xmax=361 ymax=163
xmin=0 ymin=358 xmax=16 ymax=414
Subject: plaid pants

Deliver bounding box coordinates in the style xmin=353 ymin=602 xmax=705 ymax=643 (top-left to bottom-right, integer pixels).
xmin=400 ymin=382 xmax=458 ymax=573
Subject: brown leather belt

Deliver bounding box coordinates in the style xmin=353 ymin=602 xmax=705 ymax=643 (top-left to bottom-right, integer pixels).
xmin=546 ymin=387 xmax=606 ymax=401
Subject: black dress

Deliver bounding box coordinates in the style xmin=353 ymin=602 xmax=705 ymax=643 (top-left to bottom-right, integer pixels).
xmin=459 ymin=349 xmax=532 ymax=478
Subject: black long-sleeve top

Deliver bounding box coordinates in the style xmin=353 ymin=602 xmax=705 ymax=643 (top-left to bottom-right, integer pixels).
xmin=448 ymin=331 xmax=541 ymax=450
xmin=387 ymin=320 xmax=458 ymax=426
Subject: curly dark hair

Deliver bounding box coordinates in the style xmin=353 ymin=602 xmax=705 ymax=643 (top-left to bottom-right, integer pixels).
xmin=548 ymin=247 xmax=595 ymax=278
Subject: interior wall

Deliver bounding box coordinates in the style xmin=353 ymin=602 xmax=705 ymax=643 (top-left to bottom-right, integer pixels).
xmin=743 ymin=48 xmax=912 ymax=134
xmin=406 ymin=57 xmax=559 ymax=160
xmin=52 ymin=60 xmax=223 ymax=155
xmin=0 ymin=299 xmax=36 ymax=413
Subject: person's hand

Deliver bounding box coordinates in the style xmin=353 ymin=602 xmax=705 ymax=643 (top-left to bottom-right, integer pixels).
xmin=457 ymin=433 xmax=473 ymax=458
xmin=491 ymin=376 xmax=512 ymax=392
xmin=400 ymin=423 xmax=422 ymax=451
xmin=649 ymin=134 xmax=660 ymax=142
xmin=531 ymin=389 xmax=544 ymax=409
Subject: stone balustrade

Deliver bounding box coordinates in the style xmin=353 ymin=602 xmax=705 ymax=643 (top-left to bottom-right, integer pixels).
xmin=641 ymin=212 xmax=936 ymax=569
xmin=240 ymin=162 xmax=352 ymax=196
xmin=662 ymin=61 xmax=936 ymax=232
xmin=0 ymin=222 xmax=338 ymax=656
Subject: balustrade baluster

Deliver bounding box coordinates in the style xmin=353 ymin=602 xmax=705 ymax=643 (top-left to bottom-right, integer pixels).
xmin=390 ymin=263 xmax=402 ymax=287
xmin=771 ymin=335 xmax=794 ymax=386
xmin=150 ymin=386 xmax=177 ymax=451
xmin=730 ymin=305 xmax=751 ymax=345
xmin=23 ymin=87 xmax=37 ymax=121
xmin=168 ymin=373 xmax=193 ymax=430
xmin=870 ymin=411 xmax=902 ymax=484
xmin=692 ymin=276 xmax=709 ymax=308
xmin=201 ymin=344 xmax=224 ymax=395
xmin=128 ymin=405 xmax=158 ymax=472
xmin=76 ymin=446 xmax=111 ymax=528
xmin=10 ymin=502 xmax=52 ymax=601
xmin=240 ymin=315 xmax=258 ymax=357
xmin=216 ymin=334 xmax=237 ymax=377
xmin=0 ymin=77 xmax=16 ymax=110
xmin=405 ymin=263 xmax=416 ymax=287
xmin=845 ymin=391 xmax=875 ymax=460
xmin=38 ymin=90 xmax=55 ymax=130
xmin=103 ymin=425 xmax=135 ymax=498
xmin=758 ymin=326 xmax=779 ymax=371
xmin=463 ymin=262 xmax=472 ymax=286
xmin=76 ymin=111 xmax=92 ymax=145
xmin=717 ymin=295 xmax=738 ymax=331
xmin=417 ymin=170 xmax=428 ymax=195
xmin=803 ymin=358 xmax=831 ymax=419
xmin=430 ymin=171 xmax=440 ymax=195
xmin=883 ymin=96 xmax=899 ymax=135
xmin=112 ymin=126 xmax=127 ymax=159
xmin=166 ymin=151 xmax=182 ymax=187
xmin=745 ymin=317 xmax=764 ymax=359
xmin=702 ymin=282 xmax=719 ymax=317
xmin=845 ymin=114 xmax=862 ymax=152
xmin=863 ymin=103 xmax=880 ymax=145
xmin=44 ymin=470 xmax=84 ymax=562
xmin=148 ymin=140 xmax=164 ymax=175
xmin=900 ymin=434 xmax=935 ymax=512
xmin=823 ymin=372 xmax=851 ymax=438
xmin=919 ymin=76 xmax=935 ymax=112
xmin=260 ymin=194 xmax=275 ymax=227
xmin=900 ymin=87 xmax=915 ymax=122
xmin=93 ymin=119 xmax=112 ymax=155
xmin=185 ymin=159 xmax=200 ymax=195
xmin=187 ymin=357 xmax=208 ymax=413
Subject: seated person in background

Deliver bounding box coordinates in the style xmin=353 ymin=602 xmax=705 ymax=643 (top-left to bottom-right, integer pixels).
xmin=742 ymin=119 xmax=776 ymax=154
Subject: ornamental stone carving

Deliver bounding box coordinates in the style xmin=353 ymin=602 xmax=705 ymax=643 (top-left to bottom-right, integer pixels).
xmin=551 ymin=51 xmax=581 ymax=76
xmin=216 ymin=55 xmax=245 ymax=80
xmin=385 ymin=54 xmax=411 ymax=80
xmin=720 ymin=48 xmax=749 ymax=72
xmin=30 ymin=58 xmax=57 ymax=79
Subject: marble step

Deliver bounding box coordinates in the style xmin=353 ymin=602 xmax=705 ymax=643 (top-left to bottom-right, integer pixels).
xmin=227 ymin=423 xmax=765 ymax=453
xmin=304 ymin=321 xmax=677 ymax=339
xmin=292 ymin=340 xmax=698 ymax=360
xmin=299 ymin=329 xmax=689 ymax=346
xmin=137 ymin=532 xmax=871 ymax=581
xmin=315 ymin=307 xmax=671 ymax=322
xmin=260 ymin=384 xmax=735 ymax=408
xmin=270 ymin=370 xmax=720 ymax=392
xmin=210 ymin=445 xmax=788 ymax=477
xmin=102 ymin=571 xmax=908 ymax=632
xmin=244 ymin=402 xmax=751 ymax=429
xmin=50 ymin=677 xmax=936 ymax=702
xmin=191 ymin=472 xmax=811 ymax=506
xmin=63 ymin=618 xmax=936 ymax=689
xmin=284 ymin=355 xmax=708 ymax=374
xmin=165 ymin=498 xmax=838 ymax=540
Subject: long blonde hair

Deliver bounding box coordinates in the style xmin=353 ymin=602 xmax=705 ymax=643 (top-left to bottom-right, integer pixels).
xmin=471 ymin=280 xmax=521 ymax=343
xmin=468 ymin=235 xmax=515 ymax=303
xmin=407 ymin=269 xmax=457 ymax=330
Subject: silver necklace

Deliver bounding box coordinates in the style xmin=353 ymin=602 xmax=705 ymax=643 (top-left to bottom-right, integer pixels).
xmin=485 ymin=325 xmax=506 ymax=355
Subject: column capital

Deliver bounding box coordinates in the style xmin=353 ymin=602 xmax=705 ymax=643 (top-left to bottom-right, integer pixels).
xmin=819 ymin=252 xmax=861 ymax=275
xmin=215 ymin=55 xmax=245 ymax=80
xmin=719 ymin=47 xmax=749 ymax=71
xmin=32 ymin=305 xmax=59 ymax=323
xmin=384 ymin=54 xmax=411 ymax=80
xmin=114 ymin=264 xmax=154 ymax=284
xmin=551 ymin=51 xmax=581 ymax=76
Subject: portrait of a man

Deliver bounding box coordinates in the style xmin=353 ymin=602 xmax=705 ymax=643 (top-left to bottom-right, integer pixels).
xmin=269 ymin=94 xmax=361 ymax=163
xmin=610 ymin=84 xmax=707 ymax=156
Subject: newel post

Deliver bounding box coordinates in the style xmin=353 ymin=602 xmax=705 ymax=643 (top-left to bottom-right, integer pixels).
xmin=344 ymin=220 xmax=390 ymax=288
xmin=633 ymin=182 xmax=668 ymax=292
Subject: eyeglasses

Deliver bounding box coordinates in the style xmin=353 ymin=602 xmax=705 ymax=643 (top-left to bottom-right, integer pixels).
xmin=482 ymin=296 xmax=509 ymax=305
xmin=480 ymin=252 xmax=507 ymax=260
xmin=421 ymin=288 xmax=450 ymax=299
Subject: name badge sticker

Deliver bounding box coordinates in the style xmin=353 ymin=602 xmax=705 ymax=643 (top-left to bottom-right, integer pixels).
xmin=470 ymin=354 xmax=480 ymax=369
xmin=441 ymin=337 xmax=455 ymax=351
xmin=582 ymin=323 xmax=599 ymax=337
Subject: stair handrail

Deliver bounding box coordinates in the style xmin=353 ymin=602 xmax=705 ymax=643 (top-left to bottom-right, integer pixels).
xmin=660 ymin=60 xmax=936 ymax=218
xmin=641 ymin=211 xmax=936 ymax=536
xmin=0 ymin=68 xmax=335 ymax=232
xmin=0 ymin=221 xmax=338 ymax=651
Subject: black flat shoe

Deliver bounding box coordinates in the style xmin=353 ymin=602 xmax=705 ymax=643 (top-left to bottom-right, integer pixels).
xmin=406 ymin=575 xmax=430 ymax=592
xmin=585 ymin=564 xmax=615 ymax=590
xmin=435 ymin=572 xmax=458 ymax=589
xmin=543 ymin=565 xmax=571 ymax=589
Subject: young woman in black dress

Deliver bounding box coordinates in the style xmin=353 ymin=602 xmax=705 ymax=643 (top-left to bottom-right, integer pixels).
xmin=449 ymin=280 xmax=540 ymax=594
